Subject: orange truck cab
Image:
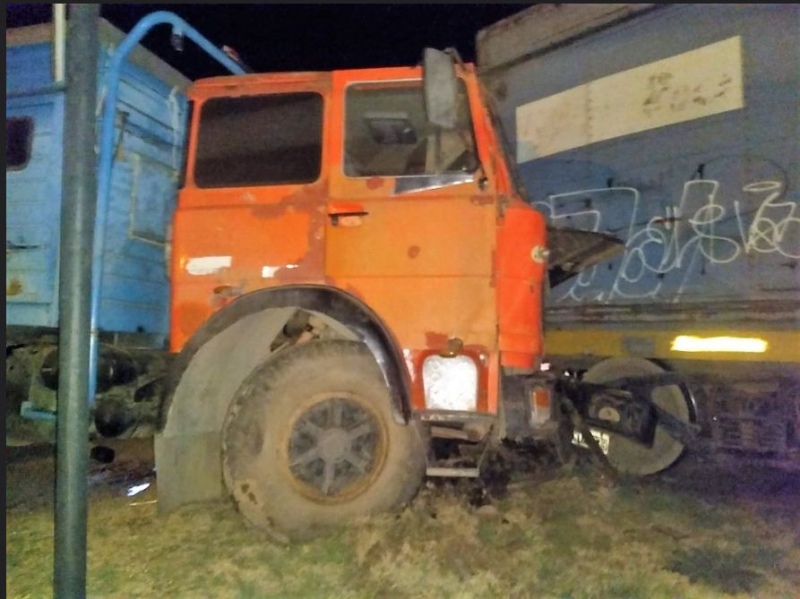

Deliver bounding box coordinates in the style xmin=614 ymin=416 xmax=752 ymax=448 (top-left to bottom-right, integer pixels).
xmin=155 ymin=49 xmax=679 ymax=540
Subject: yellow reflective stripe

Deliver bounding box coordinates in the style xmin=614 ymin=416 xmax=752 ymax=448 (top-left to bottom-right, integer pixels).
xmin=544 ymin=328 xmax=799 ymax=363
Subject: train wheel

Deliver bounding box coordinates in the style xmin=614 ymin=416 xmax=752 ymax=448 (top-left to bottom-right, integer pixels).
xmin=583 ymin=357 xmax=693 ymax=476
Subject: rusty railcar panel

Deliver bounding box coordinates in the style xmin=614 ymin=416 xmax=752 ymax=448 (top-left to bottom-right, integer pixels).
xmin=477 ymin=4 xmax=658 ymax=73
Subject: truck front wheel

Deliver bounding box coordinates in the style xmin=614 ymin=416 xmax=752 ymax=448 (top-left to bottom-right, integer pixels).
xmin=222 ymin=339 xmax=426 ymax=540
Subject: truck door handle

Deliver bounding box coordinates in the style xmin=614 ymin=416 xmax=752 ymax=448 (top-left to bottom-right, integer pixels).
xmin=327 ymin=203 xmax=369 ymax=227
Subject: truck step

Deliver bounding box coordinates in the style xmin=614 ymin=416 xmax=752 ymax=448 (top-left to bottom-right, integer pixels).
xmin=426 ymin=466 xmax=481 ymax=478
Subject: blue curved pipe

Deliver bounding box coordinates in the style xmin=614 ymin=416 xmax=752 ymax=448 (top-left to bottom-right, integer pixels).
xmin=89 ymin=11 xmax=246 ymax=403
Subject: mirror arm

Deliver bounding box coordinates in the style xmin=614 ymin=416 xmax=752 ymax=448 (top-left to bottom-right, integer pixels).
xmin=444 ymin=47 xmax=467 ymax=70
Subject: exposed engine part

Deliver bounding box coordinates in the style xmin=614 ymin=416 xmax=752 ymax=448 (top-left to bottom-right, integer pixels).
xmin=94 ymin=395 xmax=137 ymax=438
xmin=90 ymin=445 xmax=116 ymax=464
xmin=6 ymin=339 xmax=170 ymax=440
xmin=6 ymin=344 xmax=34 ymax=413
xmin=270 ymin=310 xmax=310 ymax=351
xmin=40 ymin=345 xmax=138 ymax=392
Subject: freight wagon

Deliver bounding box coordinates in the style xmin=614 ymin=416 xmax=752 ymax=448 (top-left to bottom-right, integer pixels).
xmin=477 ymin=3 xmax=800 ymax=471
xmin=6 ymin=18 xmax=190 ymax=438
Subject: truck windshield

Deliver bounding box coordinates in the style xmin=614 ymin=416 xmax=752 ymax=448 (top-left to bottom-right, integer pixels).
xmin=344 ymin=80 xmax=478 ymax=179
xmin=193 ymin=92 xmax=323 ymax=188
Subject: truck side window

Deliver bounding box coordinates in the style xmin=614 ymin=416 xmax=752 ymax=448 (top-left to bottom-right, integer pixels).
xmin=6 ymin=117 xmax=34 ymax=171
xmin=344 ymin=81 xmax=478 ymax=178
xmin=194 ymin=92 xmax=323 ymax=188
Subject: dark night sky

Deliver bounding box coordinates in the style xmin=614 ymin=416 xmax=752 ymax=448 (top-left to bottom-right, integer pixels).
xmin=7 ymin=4 xmax=530 ymax=79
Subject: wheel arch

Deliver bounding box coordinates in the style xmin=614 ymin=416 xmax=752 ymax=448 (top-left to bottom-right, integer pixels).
xmin=160 ymin=284 xmax=412 ymax=432
xmin=154 ymin=284 xmax=412 ymax=513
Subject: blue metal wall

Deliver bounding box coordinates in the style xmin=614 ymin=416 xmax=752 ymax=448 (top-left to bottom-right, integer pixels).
xmin=6 ymin=28 xmax=188 ymax=345
xmin=485 ymin=5 xmax=799 ymax=314
xmin=6 ymin=92 xmax=65 ymax=327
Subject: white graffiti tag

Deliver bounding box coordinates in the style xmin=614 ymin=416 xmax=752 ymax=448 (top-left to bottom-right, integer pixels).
xmin=740 ymin=181 xmax=800 ymax=258
xmin=536 ymin=179 xmax=799 ymax=302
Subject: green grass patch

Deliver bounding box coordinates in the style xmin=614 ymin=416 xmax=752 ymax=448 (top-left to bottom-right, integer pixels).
xmin=7 ymin=468 xmax=800 ymax=598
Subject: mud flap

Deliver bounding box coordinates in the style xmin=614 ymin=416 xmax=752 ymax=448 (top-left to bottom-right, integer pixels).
xmin=154 ymin=430 xmax=224 ymax=513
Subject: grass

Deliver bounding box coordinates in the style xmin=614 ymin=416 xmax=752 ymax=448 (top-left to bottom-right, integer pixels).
xmin=6 ymin=463 xmax=800 ymax=599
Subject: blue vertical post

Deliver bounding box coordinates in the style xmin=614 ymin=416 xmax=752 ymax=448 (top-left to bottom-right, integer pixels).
xmin=54 ymin=4 xmax=99 ymax=597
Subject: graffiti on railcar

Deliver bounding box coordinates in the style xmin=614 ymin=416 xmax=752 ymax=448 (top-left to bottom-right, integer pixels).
xmin=536 ymin=176 xmax=799 ymax=303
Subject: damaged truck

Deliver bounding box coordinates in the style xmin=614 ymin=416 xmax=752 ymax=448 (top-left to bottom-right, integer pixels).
xmin=153 ymin=45 xmax=696 ymax=540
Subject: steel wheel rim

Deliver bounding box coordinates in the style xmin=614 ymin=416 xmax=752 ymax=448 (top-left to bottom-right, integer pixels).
xmin=284 ymin=392 xmax=388 ymax=503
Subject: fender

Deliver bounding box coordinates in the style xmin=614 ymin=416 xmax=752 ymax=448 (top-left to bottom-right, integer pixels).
xmin=159 ymin=284 xmax=412 ymax=428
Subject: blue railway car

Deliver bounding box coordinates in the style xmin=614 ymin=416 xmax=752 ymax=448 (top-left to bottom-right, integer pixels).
xmin=6 ymin=18 xmax=189 ymax=437
xmin=478 ymin=4 xmax=799 ymax=469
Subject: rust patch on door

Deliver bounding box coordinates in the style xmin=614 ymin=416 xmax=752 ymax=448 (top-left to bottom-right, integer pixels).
xmin=425 ymin=331 xmax=450 ymax=350
xmin=366 ymin=176 xmax=385 ymax=190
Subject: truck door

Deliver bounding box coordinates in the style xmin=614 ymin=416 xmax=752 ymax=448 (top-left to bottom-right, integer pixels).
xmin=170 ymin=77 xmax=331 ymax=349
xmin=6 ymin=96 xmax=64 ymax=327
xmin=326 ymin=68 xmax=498 ymax=362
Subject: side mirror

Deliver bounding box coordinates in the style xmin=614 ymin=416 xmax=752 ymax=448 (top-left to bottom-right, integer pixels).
xmin=423 ymin=48 xmax=458 ymax=130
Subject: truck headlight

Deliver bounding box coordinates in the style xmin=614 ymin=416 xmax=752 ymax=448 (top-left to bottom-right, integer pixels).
xmin=422 ymin=354 xmax=478 ymax=411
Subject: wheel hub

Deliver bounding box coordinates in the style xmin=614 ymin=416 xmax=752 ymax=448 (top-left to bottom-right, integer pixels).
xmin=318 ymin=429 xmax=350 ymax=462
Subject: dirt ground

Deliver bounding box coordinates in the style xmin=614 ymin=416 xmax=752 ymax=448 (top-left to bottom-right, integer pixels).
xmin=6 ymin=437 xmax=157 ymax=511
xmin=6 ymin=437 xmax=800 ymax=598
xmin=8 ymin=436 xmax=798 ymax=518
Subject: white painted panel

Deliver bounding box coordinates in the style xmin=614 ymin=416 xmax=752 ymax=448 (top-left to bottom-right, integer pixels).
xmin=185 ymin=255 xmax=231 ymax=276
xmin=517 ymin=84 xmax=591 ymax=165
xmin=516 ymin=36 xmax=744 ymax=162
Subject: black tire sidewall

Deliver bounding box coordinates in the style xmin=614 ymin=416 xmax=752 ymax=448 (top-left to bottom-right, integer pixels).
xmin=222 ymin=340 xmax=426 ymax=538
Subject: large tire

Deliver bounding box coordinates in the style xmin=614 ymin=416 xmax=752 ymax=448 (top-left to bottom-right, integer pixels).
xmin=222 ymin=339 xmax=426 ymax=540
xmin=583 ymin=357 xmax=692 ymax=476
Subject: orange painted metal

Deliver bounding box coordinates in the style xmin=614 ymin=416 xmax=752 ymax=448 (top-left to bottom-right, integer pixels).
xmin=495 ymin=199 xmax=547 ymax=369
xmin=169 ymin=62 xmax=546 ymax=415
xmin=170 ymin=73 xmax=331 ymax=350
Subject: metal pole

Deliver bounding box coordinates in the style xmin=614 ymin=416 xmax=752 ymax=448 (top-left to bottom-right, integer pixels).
xmin=54 ymin=5 xmax=99 ymax=598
